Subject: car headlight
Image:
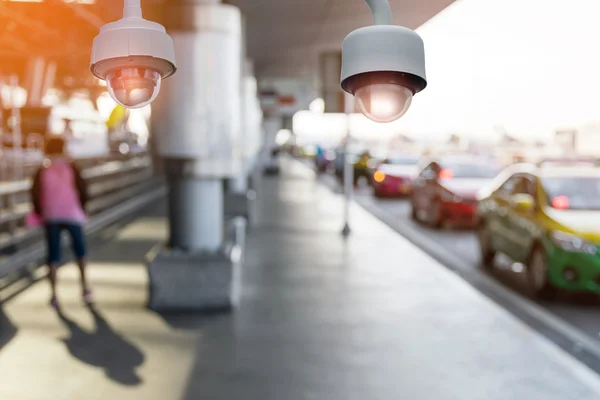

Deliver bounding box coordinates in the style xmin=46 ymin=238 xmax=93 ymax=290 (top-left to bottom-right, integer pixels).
xmin=550 ymin=231 xmax=597 ymax=254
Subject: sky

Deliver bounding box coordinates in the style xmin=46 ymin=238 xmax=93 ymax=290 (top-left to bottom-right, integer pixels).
xmin=390 ymin=0 xmax=600 ymax=142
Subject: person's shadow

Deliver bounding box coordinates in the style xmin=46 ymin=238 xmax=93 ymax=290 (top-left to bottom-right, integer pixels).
xmin=0 ymin=305 xmax=17 ymax=351
xmin=57 ymin=306 xmax=145 ymax=386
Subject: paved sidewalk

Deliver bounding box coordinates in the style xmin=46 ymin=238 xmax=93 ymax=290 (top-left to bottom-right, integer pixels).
xmin=1 ymin=158 xmax=600 ymax=399
xmin=0 ymin=206 xmax=197 ymax=400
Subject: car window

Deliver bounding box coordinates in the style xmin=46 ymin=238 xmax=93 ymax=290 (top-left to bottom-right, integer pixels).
xmin=525 ymin=176 xmax=537 ymax=196
xmin=419 ymin=163 xmax=436 ymax=179
xmin=512 ymin=176 xmax=535 ymax=196
xmin=497 ymin=175 xmax=519 ymax=197
xmin=441 ymin=162 xmax=500 ymax=179
xmin=541 ymin=176 xmax=600 ymax=210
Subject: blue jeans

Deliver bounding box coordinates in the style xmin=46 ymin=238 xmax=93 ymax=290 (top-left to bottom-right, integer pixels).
xmin=44 ymin=222 xmax=87 ymax=265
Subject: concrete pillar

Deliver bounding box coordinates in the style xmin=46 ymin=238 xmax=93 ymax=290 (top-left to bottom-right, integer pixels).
xmin=24 ymin=57 xmax=45 ymax=106
xmin=226 ymin=58 xmax=262 ymax=222
xmin=228 ymin=174 xmax=248 ymax=193
xmin=319 ymin=51 xmax=344 ymax=113
xmin=227 ymin=14 xmax=248 ymax=195
xmin=152 ymin=0 xmax=242 ymax=248
xmin=261 ymin=117 xmax=282 ymax=174
xmin=165 ymin=159 xmax=224 ymax=252
xmin=24 ymin=57 xmax=56 ymax=106
xmin=227 ymin=16 xmax=250 ymax=195
xmin=147 ymin=0 xmax=243 ymax=311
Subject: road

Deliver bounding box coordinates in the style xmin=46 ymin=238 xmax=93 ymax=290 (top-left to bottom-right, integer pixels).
xmin=316 ymin=168 xmax=600 ymax=371
xmin=367 ymin=197 xmax=600 ymax=338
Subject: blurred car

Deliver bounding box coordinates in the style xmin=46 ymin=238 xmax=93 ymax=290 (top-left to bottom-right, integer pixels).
xmin=410 ymin=156 xmax=501 ymax=228
xmin=477 ymin=164 xmax=600 ymax=299
xmin=334 ymin=148 xmax=367 ymax=184
xmin=352 ymin=151 xmax=372 ymax=185
xmin=366 ymin=156 xmax=385 ymax=184
xmin=371 ymin=154 xmax=420 ymax=197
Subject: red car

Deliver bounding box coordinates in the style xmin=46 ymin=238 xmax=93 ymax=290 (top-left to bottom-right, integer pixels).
xmin=410 ymin=156 xmax=500 ymax=228
xmin=372 ymin=155 xmax=420 ymax=197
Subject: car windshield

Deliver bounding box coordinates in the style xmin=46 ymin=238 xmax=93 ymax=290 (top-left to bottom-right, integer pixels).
xmin=542 ymin=177 xmax=600 ymax=210
xmin=443 ymin=163 xmax=500 ymax=179
xmin=385 ymin=157 xmax=419 ymax=165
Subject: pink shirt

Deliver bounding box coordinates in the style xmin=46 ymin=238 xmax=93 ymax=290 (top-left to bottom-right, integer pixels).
xmin=40 ymin=159 xmax=86 ymax=223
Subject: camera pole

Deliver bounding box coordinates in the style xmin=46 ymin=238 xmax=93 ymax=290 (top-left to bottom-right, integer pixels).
xmin=123 ymin=0 xmax=142 ymax=18
xmin=365 ymin=0 xmax=393 ymax=25
xmin=341 ymin=93 xmax=354 ymax=237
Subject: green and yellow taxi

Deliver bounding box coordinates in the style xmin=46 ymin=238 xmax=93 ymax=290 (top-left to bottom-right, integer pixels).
xmin=476 ymin=163 xmax=600 ymax=298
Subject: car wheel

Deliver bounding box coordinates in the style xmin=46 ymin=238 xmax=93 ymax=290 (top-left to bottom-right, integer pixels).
xmin=477 ymin=223 xmax=495 ymax=269
xmin=527 ymin=245 xmax=558 ymax=300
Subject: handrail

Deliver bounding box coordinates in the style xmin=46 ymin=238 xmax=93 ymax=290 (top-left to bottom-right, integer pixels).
xmin=0 ymin=155 xmax=151 ymax=196
xmin=0 ymin=153 xmax=159 ymax=268
xmin=0 ymin=187 xmax=165 ymax=287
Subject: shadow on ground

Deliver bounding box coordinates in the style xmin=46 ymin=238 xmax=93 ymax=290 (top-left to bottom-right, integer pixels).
xmin=0 ymin=304 xmax=17 ymax=351
xmin=57 ymin=305 xmax=145 ymax=386
xmin=156 ymin=308 xmax=231 ymax=330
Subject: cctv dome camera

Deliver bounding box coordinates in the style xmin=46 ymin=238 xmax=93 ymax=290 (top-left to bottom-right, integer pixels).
xmin=90 ymin=1 xmax=176 ymax=109
xmin=341 ymin=1 xmax=426 ymax=123
xmin=106 ymin=67 xmax=162 ymax=109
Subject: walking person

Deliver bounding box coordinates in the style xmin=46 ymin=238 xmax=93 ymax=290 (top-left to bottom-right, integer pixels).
xmin=30 ymin=137 xmax=92 ymax=309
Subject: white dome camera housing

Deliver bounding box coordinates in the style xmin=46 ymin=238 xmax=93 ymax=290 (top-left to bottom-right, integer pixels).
xmin=341 ymin=0 xmax=426 ymax=123
xmin=90 ymin=0 xmax=176 ymax=109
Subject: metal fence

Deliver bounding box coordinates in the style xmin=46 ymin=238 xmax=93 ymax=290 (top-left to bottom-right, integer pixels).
xmin=0 ymin=152 xmax=163 ymax=286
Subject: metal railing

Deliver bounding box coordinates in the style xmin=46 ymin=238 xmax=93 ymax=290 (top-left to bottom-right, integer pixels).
xmin=0 ymin=152 xmax=162 ymax=283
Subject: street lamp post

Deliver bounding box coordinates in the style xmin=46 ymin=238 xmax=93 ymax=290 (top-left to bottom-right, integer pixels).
xmin=341 ymin=93 xmax=354 ymax=237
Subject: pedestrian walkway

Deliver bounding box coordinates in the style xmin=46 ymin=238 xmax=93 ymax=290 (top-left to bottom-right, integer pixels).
xmin=1 ymin=158 xmax=600 ymax=399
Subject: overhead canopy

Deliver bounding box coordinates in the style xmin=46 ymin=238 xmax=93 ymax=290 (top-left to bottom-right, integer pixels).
xmin=0 ymin=0 xmax=120 ymax=90
xmin=226 ymin=0 xmax=455 ymax=77
xmin=0 ymin=0 xmax=454 ymax=90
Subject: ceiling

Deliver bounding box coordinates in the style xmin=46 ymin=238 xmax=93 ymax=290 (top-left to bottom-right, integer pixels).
xmin=0 ymin=0 xmax=454 ymax=91
xmin=0 ymin=0 xmax=119 ymax=90
xmin=0 ymin=0 xmax=165 ymax=92
xmin=226 ymin=0 xmax=456 ymax=78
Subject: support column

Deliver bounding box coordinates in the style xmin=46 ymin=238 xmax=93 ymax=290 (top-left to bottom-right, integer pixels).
xmin=223 ymin=12 xmax=261 ymax=223
xmin=262 ymin=117 xmax=282 ymax=174
xmin=228 ymin=175 xmax=248 ymax=194
xmin=147 ymin=0 xmax=243 ymax=311
xmin=24 ymin=57 xmax=45 ymax=106
xmin=319 ymin=51 xmax=345 ymax=113
xmin=165 ymin=159 xmax=223 ymax=252
xmin=172 ymin=179 xmax=222 ymax=251
xmin=227 ymin=14 xmax=248 ymax=195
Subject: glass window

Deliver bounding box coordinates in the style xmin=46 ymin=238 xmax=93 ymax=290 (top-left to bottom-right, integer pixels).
xmin=442 ymin=162 xmax=500 ymax=179
xmin=419 ymin=164 xmax=433 ymax=177
xmin=513 ymin=177 xmax=535 ymax=196
xmin=497 ymin=176 xmax=519 ymax=197
xmin=420 ymin=163 xmax=438 ymax=179
xmin=541 ymin=176 xmax=600 ymax=210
